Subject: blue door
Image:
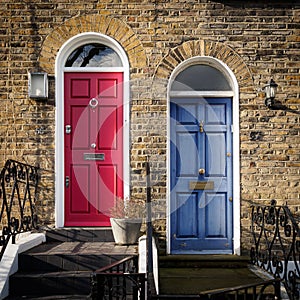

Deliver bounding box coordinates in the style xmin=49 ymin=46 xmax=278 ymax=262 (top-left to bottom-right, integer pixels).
xmin=170 ymin=97 xmax=233 ymax=254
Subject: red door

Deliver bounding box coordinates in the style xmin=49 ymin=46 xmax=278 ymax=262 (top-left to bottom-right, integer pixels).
xmin=64 ymin=72 xmax=123 ymax=226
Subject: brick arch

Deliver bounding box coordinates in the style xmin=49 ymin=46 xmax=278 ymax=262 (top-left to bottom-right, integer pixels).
xmin=39 ymin=14 xmax=147 ymax=74
xmin=154 ymin=39 xmax=254 ymax=92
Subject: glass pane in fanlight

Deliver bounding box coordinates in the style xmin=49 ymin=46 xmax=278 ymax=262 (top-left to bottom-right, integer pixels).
xmin=171 ymin=64 xmax=232 ymax=91
xmin=65 ymin=43 xmax=123 ymax=67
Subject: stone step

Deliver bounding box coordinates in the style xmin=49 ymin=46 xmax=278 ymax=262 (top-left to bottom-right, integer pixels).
xmin=18 ymin=241 xmax=136 ymax=272
xmin=9 ymin=271 xmax=92 ymax=297
xmin=8 ymin=238 xmax=138 ymax=298
xmin=45 ymin=228 xmax=114 ymax=243
xmin=158 ymin=267 xmax=266 ymax=297
xmin=159 ymin=254 xmax=250 ymax=269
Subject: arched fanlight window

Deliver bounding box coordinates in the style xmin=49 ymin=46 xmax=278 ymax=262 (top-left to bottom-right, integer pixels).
xmin=171 ymin=64 xmax=231 ymax=91
xmin=65 ymin=43 xmax=123 ymax=67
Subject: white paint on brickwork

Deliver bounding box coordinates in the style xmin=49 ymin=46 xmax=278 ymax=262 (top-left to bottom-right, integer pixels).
xmin=138 ymin=235 xmax=159 ymax=294
xmin=0 ymin=233 xmax=46 ymax=300
xmin=55 ymin=32 xmax=130 ymax=228
xmin=166 ymin=56 xmax=241 ymax=255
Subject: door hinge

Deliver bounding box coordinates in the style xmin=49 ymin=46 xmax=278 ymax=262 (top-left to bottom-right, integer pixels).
xmin=229 ymin=197 xmax=233 ymax=202
xmin=231 ymin=125 xmax=234 ymax=133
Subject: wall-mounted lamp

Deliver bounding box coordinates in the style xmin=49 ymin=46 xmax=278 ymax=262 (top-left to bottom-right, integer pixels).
xmin=264 ymin=79 xmax=278 ymax=108
xmin=29 ymin=72 xmax=48 ymax=100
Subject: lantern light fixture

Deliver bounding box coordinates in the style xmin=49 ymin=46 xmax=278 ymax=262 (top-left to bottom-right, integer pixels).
xmin=28 ymin=72 xmax=48 ymax=100
xmin=264 ymin=79 xmax=278 ymax=108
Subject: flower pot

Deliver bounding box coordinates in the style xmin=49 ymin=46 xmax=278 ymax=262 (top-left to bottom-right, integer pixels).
xmin=110 ymin=218 xmax=142 ymax=245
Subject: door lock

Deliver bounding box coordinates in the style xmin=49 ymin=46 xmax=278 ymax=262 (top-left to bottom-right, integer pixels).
xmin=65 ymin=125 xmax=71 ymax=134
xmin=91 ymin=143 xmax=96 ymax=149
xmin=65 ymin=176 xmax=69 ymax=188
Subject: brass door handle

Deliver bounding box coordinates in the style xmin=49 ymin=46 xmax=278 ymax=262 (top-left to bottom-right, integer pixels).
xmin=199 ymin=168 xmax=205 ymax=175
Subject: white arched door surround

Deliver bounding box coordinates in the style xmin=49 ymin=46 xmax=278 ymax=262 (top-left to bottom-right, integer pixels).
xmin=55 ymin=32 xmax=130 ymax=227
xmin=167 ymin=56 xmax=240 ymax=255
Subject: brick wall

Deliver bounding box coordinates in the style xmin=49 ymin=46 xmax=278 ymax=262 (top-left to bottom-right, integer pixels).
xmin=0 ymin=0 xmax=299 ymax=252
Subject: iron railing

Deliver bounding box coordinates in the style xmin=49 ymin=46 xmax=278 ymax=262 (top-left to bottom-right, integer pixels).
xmin=0 ymin=160 xmax=39 ymax=259
xmin=251 ymin=200 xmax=300 ymax=299
xmin=90 ymin=161 xmax=153 ymax=300
xmin=91 ymin=255 xmax=146 ymax=300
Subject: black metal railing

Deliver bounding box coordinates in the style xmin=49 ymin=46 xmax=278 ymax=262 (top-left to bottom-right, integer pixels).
xmin=91 ymin=255 xmax=146 ymax=300
xmin=0 ymin=160 xmax=39 ymax=259
xmin=90 ymin=161 xmax=155 ymax=300
xmin=251 ymin=200 xmax=300 ymax=299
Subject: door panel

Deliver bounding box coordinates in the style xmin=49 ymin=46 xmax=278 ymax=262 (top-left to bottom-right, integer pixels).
xmin=99 ymin=105 xmax=118 ymax=149
xmin=64 ymin=72 xmax=123 ymax=227
xmin=206 ymin=133 xmax=226 ymax=176
xmin=71 ymin=106 xmax=90 ymax=149
xmin=170 ymin=98 xmax=232 ymax=253
xmin=205 ymin=193 xmax=226 ymax=237
xmin=70 ymin=78 xmax=91 ymax=98
xmin=98 ymin=79 xmax=118 ymax=97
xmin=176 ymin=132 xmax=199 ymax=176
xmin=176 ymin=193 xmax=198 ymax=238
xmin=70 ymin=164 xmax=90 ymax=213
xmin=97 ymin=164 xmax=118 ymax=213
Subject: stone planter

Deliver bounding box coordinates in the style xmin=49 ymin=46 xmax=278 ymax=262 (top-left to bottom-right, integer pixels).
xmin=110 ymin=218 xmax=142 ymax=245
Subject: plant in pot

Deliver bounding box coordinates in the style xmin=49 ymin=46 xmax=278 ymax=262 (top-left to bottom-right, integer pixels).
xmin=110 ymin=197 xmax=145 ymax=245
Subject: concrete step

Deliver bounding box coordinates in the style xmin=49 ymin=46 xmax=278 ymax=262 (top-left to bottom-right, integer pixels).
xmin=18 ymin=241 xmax=136 ymax=272
xmin=9 ymin=271 xmax=92 ymax=297
xmin=158 ymin=267 xmax=267 ymax=296
xmin=45 ymin=228 xmax=114 ymax=243
xmin=8 ymin=238 xmax=138 ymax=298
xmin=157 ymin=255 xmax=271 ymax=297
xmin=159 ymin=254 xmax=250 ymax=269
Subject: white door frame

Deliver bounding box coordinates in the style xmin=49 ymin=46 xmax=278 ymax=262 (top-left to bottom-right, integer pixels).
xmin=55 ymin=32 xmax=130 ymax=228
xmin=167 ymin=56 xmax=241 ymax=255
